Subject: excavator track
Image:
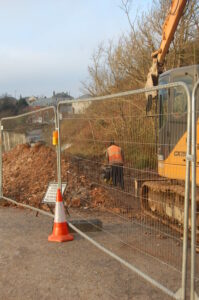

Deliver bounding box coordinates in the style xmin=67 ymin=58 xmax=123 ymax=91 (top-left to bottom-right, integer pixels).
xmin=140 ymin=180 xmax=199 ymax=242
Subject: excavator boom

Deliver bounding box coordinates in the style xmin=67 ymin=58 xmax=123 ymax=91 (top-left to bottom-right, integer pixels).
xmin=146 ymin=0 xmax=188 ymax=90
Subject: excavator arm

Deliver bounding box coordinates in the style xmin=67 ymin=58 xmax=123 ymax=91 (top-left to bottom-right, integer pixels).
xmin=146 ymin=0 xmax=188 ymax=90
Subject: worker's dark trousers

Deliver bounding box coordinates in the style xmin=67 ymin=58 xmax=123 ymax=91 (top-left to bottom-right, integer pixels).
xmin=111 ymin=165 xmax=124 ymax=189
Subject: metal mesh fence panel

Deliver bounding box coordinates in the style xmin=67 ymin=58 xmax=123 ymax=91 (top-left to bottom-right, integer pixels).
xmin=1 ymin=107 xmax=57 ymax=210
xmin=58 ymin=84 xmax=192 ymax=298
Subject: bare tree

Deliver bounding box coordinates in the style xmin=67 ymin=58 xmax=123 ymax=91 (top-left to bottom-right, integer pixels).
xmin=82 ymin=0 xmax=199 ymax=96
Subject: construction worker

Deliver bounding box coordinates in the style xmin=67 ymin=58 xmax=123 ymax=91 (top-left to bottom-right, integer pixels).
xmin=106 ymin=140 xmax=124 ymax=189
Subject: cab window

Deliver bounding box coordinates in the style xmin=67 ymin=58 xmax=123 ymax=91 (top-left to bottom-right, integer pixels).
xmin=159 ymin=75 xmax=169 ymax=128
xmin=172 ymin=74 xmax=193 ymax=117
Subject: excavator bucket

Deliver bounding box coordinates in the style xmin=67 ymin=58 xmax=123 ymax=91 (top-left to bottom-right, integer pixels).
xmin=145 ymin=58 xmax=159 ymax=99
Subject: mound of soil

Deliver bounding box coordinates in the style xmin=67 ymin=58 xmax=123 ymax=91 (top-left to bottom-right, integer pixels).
xmin=2 ymin=143 xmax=137 ymax=221
xmin=3 ymin=143 xmax=57 ymax=207
xmin=2 ymin=144 xmax=120 ymax=212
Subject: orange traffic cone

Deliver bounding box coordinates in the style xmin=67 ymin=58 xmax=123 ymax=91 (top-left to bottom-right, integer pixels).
xmin=48 ymin=189 xmax=74 ymax=243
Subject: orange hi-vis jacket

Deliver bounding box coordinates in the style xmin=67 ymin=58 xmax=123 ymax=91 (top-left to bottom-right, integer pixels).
xmin=107 ymin=145 xmax=123 ymax=165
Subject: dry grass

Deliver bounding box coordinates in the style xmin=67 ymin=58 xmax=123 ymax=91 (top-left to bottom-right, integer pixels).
xmin=60 ymin=95 xmax=157 ymax=170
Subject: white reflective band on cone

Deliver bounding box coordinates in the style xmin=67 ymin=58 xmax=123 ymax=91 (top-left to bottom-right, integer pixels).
xmin=54 ymin=202 xmax=66 ymax=223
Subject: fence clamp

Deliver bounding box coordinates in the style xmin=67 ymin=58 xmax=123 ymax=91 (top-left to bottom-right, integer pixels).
xmin=186 ymin=154 xmax=194 ymax=162
xmin=1 ymin=125 xmax=3 ymax=130
xmin=53 ymin=130 xmax=58 ymax=146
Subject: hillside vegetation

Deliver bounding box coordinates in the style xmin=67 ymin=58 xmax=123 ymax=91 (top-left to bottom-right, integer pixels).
xmin=0 ymin=96 xmax=28 ymax=118
xmin=60 ymin=93 xmax=157 ymax=170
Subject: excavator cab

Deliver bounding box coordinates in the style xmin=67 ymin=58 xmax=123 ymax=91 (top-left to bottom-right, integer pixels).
xmin=158 ymin=65 xmax=199 ymax=181
xmin=141 ymin=65 xmax=199 ymax=231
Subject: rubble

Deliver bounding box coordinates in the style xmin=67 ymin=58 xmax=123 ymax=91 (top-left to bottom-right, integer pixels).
xmin=2 ymin=143 xmax=125 ymax=214
xmin=3 ymin=143 xmax=56 ymax=208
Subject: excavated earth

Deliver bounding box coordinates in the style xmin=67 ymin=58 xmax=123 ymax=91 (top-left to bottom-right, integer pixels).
xmin=3 ymin=143 xmax=57 ymax=208
xmin=2 ymin=143 xmax=132 ymax=214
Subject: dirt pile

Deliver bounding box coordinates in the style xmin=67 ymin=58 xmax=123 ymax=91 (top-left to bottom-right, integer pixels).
xmin=3 ymin=143 xmax=57 ymax=207
xmin=2 ymin=144 xmax=119 ymax=212
xmin=60 ymin=157 xmax=115 ymax=210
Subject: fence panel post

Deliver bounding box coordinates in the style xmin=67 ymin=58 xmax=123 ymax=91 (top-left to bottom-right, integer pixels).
xmin=0 ymin=121 xmax=2 ymax=198
xmin=191 ymin=79 xmax=199 ymax=300
xmin=55 ymin=106 xmax=62 ymax=191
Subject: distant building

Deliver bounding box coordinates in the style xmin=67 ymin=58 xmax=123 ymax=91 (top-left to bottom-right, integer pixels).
xmin=28 ymin=91 xmax=74 ymax=108
xmin=72 ymin=101 xmax=91 ymax=114
xmin=72 ymin=94 xmax=91 ymax=114
xmin=77 ymin=94 xmax=91 ymax=100
xmin=26 ymin=92 xmax=92 ymax=115
xmin=26 ymin=96 xmax=38 ymax=105
xmin=52 ymin=91 xmax=73 ymax=100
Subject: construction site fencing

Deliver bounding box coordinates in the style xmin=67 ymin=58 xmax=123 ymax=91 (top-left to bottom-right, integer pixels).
xmin=0 ymin=83 xmax=196 ymax=299
xmin=0 ymin=106 xmax=57 ymax=209
xmin=57 ymin=82 xmax=191 ymax=299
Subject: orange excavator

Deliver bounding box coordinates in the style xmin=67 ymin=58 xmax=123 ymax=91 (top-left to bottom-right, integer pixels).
xmin=141 ymin=0 xmax=199 ymax=234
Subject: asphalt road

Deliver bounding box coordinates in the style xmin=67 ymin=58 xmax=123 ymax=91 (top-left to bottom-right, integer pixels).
xmin=0 ymin=206 xmax=175 ymax=300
